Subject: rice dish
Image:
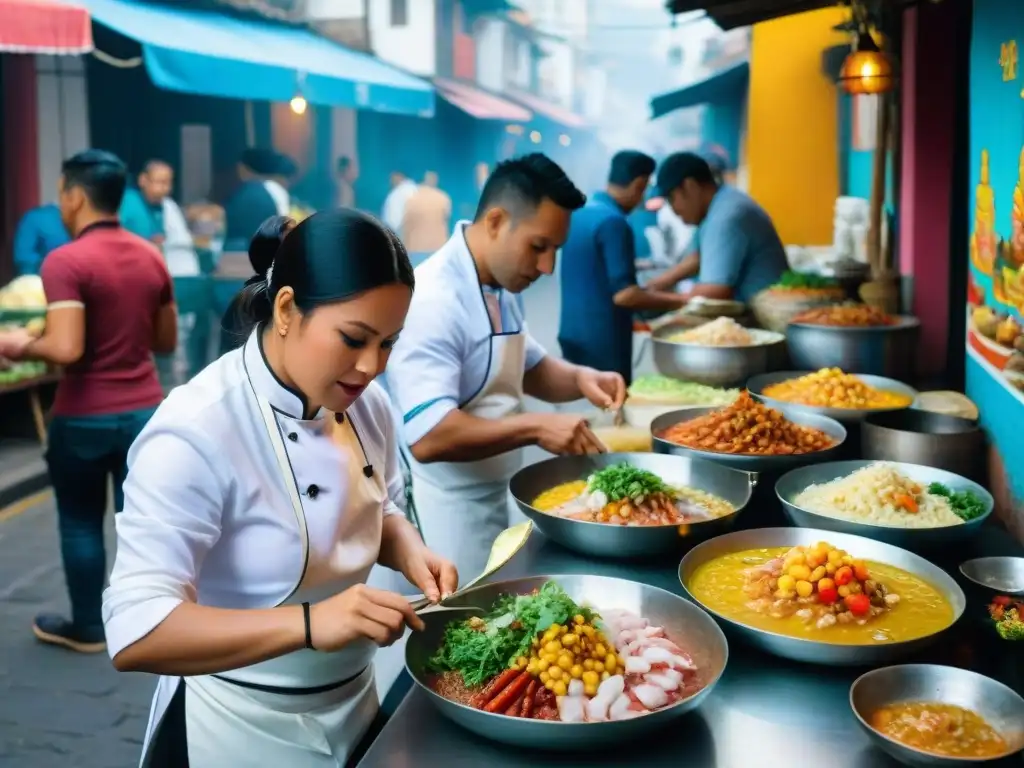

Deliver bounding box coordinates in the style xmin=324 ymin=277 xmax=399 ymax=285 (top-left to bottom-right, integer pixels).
xmin=792 ymin=463 xmax=963 ymax=529
xmin=668 ymin=317 xmax=753 ymax=346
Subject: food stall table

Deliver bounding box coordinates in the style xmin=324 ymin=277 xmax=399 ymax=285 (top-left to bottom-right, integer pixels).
xmin=356 ymin=527 xmax=1024 ymax=768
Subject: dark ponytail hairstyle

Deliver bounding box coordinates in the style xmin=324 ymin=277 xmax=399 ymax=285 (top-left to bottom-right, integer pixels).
xmin=220 ymin=209 xmax=413 ymax=353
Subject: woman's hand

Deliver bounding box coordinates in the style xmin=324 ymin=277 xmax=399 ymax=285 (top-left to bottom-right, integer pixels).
xmin=309 ymin=584 xmax=424 ymax=650
xmin=398 ymin=542 xmax=459 ymax=604
xmin=575 ymin=367 xmax=627 ymax=410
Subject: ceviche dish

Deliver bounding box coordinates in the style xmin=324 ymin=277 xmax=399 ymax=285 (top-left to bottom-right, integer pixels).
xmin=659 ymin=392 xmax=836 ymax=456
xmin=531 ymin=463 xmax=734 ymax=527
xmin=687 ymin=540 xmax=955 ymax=644
xmin=870 ymin=702 xmax=1010 ymax=758
xmin=762 ymin=368 xmax=913 ymax=410
xmin=792 ymin=463 xmax=987 ymax=529
xmin=426 ymin=581 xmax=710 ymax=722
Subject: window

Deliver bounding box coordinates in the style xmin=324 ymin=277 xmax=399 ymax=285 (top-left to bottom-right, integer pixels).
xmin=390 ymin=0 xmax=408 ymax=27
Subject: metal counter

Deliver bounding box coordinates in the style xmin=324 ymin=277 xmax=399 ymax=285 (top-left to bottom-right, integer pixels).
xmin=357 ymin=526 xmax=1024 ymax=768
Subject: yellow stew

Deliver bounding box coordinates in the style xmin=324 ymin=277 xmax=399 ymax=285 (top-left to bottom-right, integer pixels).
xmin=687 ymin=547 xmax=954 ymax=645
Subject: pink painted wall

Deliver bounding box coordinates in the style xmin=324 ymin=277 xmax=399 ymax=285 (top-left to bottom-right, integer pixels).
xmin=899 ymin=3 xmax=957 ymax=378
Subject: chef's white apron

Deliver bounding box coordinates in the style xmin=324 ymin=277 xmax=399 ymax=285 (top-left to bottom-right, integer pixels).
xmin=407 ymin=330 xmax=526 ymax=579
xmin=140 ymin=400 xmax=386 ymax=768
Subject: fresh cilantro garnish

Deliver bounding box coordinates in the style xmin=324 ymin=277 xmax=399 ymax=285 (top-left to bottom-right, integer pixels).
xmin=928 ymin=482 xmax=987 ymax=521
xmin=586 ymin=463 xmax=671 ymax=503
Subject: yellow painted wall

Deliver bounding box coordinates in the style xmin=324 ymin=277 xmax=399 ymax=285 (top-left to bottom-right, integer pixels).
xmin=747 ymin=8 xmax=848 ymax=245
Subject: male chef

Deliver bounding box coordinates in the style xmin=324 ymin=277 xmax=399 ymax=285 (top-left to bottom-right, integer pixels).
xmin=385 ymin=153 xmax=627 ymax=579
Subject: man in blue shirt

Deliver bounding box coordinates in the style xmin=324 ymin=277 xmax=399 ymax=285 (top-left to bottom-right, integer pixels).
xmin=651 ymin=152 xmax=787 ymax=303
xmin=12 ymin=203 xmax=70 ymax=275
xmin=558 ymin=150 xmax=688 ymax=383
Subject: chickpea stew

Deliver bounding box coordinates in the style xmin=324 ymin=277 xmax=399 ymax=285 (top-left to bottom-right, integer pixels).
xmin=762 ymin=368 xmax=913 ymax=410
xmin=687 ymin=545 xmax=955 ymax=645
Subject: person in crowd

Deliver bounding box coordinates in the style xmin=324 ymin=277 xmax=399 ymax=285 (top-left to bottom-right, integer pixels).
xmin=0 ymin=150 xmax=177 ymax=653
xmin=223 ymin=148 xmax=289 ymax=253
xmin=402 ymin=170 xmax=452 ymax=260
xmin=646 ymin=152 xmax=787 ymax=302
xmin=100 ymin=208 xmax=456 ymax=766
xmin=381 ymin=171 xmax=417 ymax=234
xmin=11 ymin=202 xmax=69 ymax=275
xmin=385 ymin=153 xmax=627 ymax=580
xmin=266 ymin=153 xmax=298 ymax=217
xmin=558 ymin=150 xmax=688 ymax=383
xmin=336 ymin=155 xmax=358 ymax=208
xmin=120 ymin=159 xmax=199 ymax=277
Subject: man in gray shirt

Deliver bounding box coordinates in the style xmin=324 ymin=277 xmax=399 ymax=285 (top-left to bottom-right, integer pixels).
xmin=647 ymin=152 xmax=787 ymax=302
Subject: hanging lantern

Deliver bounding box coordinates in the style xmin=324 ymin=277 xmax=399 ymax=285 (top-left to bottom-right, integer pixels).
xmin=839 ymin=30 xmax=895 ymax=95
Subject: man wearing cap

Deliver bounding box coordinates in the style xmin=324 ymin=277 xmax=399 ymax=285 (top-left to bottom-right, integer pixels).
xmin=647 ymin=152 xmax=786 ymax=302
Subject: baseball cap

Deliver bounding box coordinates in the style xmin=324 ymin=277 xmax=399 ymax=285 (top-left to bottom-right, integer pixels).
xmin=655 ymin=152 xmax=715 ymax=196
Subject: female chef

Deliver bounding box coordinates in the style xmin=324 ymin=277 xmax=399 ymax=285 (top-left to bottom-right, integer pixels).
xmin=102 ymin=208 xmax=458 ymax=767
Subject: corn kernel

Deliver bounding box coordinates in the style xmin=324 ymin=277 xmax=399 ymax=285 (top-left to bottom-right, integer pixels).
xmin=593 ymin=643 xmax=606 ymax=657
xmin=584 ymin=683 xmax=598 ymax=697
xmin=570 ymin=664 xmax=584 ymax=679
xmin=593 ymin=661 xmax=605 ymax=674
xmin=601 ymin=671 xmax=611 ymax=681
xmin=537 ymin=659 xmax=550 ymax=672
xmin=582 ymin=670 xmax=599 ymax=686
xmin=561 ymin=634 xmax=578 ymax=647
xmin=553 ymin=680 xmax=567 ymax=697
xmin=548 ymin=666 xmax=563 ymax=681
xmin=777 ymin=575 xmax=796 ymax=592
xmin=795 ymin=580 xmax=814 ymax=598
xmin=573 ymin=614 xmax=585 ymax=625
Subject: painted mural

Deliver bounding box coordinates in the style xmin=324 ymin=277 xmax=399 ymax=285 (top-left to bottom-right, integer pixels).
xmin=967 ymin=0 xmax=1024 ymax=538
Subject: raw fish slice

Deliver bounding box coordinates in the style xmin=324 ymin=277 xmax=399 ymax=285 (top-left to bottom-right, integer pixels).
xmin=597 ymin=675 xmax=625 ymax=699
xmin=641 ymin=646 xmax=695 ymax=670
xmin=625 ymin=636 xmax=679 ymax=655
xmin=556 ymin=695 xmax=586 ymax=723
xmin=567 ymin=679 xmax=585 ymax=698
xmin=632 ymin=684 xmax=670 ymax=709
xmin=617 ymin=629 xmax=639 ymax=647
xmin=624 ymin=656 xmax=652 ymax=675
xmin=609 ymin=693 xmax=642 ymax=721
xmin=585 ymin=696 xmax=611 ymax=722
xmin=644 ymin=671 xmax=682 ymax=692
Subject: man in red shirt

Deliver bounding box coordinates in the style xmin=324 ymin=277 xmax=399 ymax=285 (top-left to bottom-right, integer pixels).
xmin=0 ymin=150 xmax=178 ymax=653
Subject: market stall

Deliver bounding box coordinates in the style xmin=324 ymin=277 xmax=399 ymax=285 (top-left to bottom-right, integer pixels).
xmin=354 ymin=290 xmax=1023 ymax=767
xmin=0 ymin=275 xmax=57 ymax=445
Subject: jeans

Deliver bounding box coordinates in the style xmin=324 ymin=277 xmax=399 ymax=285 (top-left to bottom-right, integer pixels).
xmin=45 ymin=408 xmax=157 ymax=631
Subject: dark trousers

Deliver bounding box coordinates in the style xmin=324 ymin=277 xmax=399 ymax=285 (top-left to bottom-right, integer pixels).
xmin=45 ymin=408 xmax=157 ymax=631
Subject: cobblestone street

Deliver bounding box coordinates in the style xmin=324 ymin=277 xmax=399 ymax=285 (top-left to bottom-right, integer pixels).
xmin=0 ymin=495 xmax=153 ymax=768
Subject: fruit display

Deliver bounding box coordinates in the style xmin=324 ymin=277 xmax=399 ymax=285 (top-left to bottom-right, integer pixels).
xmin=0 ymin=276 xmax=47 ymax=328
xmin=0 ymin=360 xmax=47 ymax=387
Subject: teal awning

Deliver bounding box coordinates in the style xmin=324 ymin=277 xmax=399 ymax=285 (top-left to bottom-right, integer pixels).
xmin=650 ymin=61 xmax=749 ymax=119
xmin=83 ymin=0 xmax=434 ymax=116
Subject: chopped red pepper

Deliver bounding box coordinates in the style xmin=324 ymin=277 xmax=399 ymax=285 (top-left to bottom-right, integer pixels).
xmin=992 ymin=595 xmax=1013 ymax=607
xmin=818 ymin=586 xmax=839 ymax=604
xmin=844 ymin=593 xmax=871 ymax=616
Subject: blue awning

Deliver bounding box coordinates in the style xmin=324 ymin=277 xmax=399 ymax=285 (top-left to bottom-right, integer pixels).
xmin=649 ymin=61 xmax=749 ymax=119
xmin=83 ymin=0 xmax=434 ymax=116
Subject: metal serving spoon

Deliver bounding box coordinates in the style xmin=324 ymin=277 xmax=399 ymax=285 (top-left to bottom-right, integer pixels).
xmin=410 ymin=521 xmax=533 ymax=614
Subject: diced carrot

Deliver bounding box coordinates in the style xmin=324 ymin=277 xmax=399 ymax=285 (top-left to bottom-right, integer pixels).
xmin=894 ymin=493 xmax=918 ymax=513
xmin=485 ymin=671 xmax=531 ymax=714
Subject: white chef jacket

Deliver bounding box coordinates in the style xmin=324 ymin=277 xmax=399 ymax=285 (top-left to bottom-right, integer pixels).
xmin=384 ymin=222 xmax=547 ymax=447
xmin=103 ymin=330 xmax=405 ymax=663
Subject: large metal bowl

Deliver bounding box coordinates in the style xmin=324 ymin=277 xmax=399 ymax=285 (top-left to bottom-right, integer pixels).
xmin=651 ymin=404 xmax=847 ymax=472
xmin=508 ymin=453 xmax=756 ymax=558
xmin=862 ymin=409 xmax=986 ymax=480
xmin=748 ymin=371 xmax=918 ymax=423
xmin=850 ymin=665 xmax=1024 ymax=766
xmin=959 ymin=557 xmax=1024 ymax=597
xmin=776 ymin=460 xmax=994 ymax=551
xmin=678 ymin=527 xmax=966 ymax=665
xmin=787 ymin=316 xmax=921 ymax=379
xmin=405 ymin=574 xmax=729 ymax=750
xmin=650 ymin=325 xmax=786 ymax=387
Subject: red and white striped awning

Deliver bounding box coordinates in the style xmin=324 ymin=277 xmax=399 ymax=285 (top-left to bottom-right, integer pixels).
xmin=0 ymin=0 xmax=93 ymax=55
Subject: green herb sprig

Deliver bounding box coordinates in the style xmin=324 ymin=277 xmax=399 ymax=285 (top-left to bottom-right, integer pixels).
xmin=928 ymin=482 xmax=987 ymax=521
xmin=586 ymin=463 xmax=671 ymax=503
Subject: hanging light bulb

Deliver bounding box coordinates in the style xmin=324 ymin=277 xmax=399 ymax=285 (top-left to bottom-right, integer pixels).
xmin=529 ymin=130 xmax=542 ymax=144
xmin=839 ymin=29 xmax=895 ymax=95
xmin=290 ymin=93 xmax=308 ymax=115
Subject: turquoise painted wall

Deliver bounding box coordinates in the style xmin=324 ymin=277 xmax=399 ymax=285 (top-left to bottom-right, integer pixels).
xmin=967 ymin=0 xmax=1024 ymax=505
